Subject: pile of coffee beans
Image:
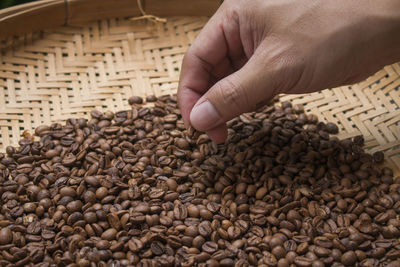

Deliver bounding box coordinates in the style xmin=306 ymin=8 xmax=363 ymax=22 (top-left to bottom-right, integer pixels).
xmin=0 ymin=94 xmax=399 ymax=267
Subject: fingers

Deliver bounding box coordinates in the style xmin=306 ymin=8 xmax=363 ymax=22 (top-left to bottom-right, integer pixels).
xmin=177 ymin=10 xmax=228 ymax=126
xmin=189 ymin=54 xmax=281 ymax=132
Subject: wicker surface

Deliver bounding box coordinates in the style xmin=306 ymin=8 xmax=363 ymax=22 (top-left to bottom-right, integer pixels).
xmin=0 ymin=16 xmax=399 ymax=173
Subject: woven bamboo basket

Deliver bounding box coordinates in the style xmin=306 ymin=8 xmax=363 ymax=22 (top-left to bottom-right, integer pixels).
xmin=0 ymin=0 xmax=399 ymax=175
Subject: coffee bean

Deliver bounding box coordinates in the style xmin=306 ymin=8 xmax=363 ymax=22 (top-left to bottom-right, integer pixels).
xmin=59 ymin=186 xmax=77 ymax=197
xmin=96 ymin=240 xmax=110 ymax=250
xmin=146 ymin=95 xmax=157 ymax=102
xmin=314 ymin=246 xmax=331 ymax=257
xmin=34 ymin=125 xmax=50 ymax=136
xmin=386 ymin=261 xmax=400 ymax=267
xmin=107 ymin=213 xmax=121 ymax=230
xmin=312 ymin=260 xmax=325 ymax=267
xmin=85 ymin=176 xmax=100 ymax=187
xmin=128 ymin=238 xmax=143 ymax=252
xmin=0 ymin=228 xmax=12 ymax=245
xmin=199 ymin=209 xmax=213 ymax=220
xmin=272 ymin=245 xmax=286 ymax=259
xmin=285 ymin=251 xmax=297 ymax=263
xmin=372 ymin=151 xmax=384 ymax=163
xmin=341 ymin=251 xmax=357 ymax=266
xmin=187 ymin=204 xmax=200 ymax=218
xmin=256 ymin=187 xmax=268 ymax=200
xmin=277 ymin=258 xmax=290 ymax=267
xmin=326 ymin=122 xmax=339 ymax=134
xmin=174 ymin=204 xmax=187 ymax=220
xmin=101 ymin=228 xmax=117 ymax=241
xmin=151 ymin=241 xmax=164 ymax=255
xmin=220 ymin=258 xmax=235 ymax=266
xmin=23 ymin=202 xmax=37 ymax=213
xmin=294 ymin=256 xmax=312 ymax=267
xmin=262 ymin=251 xmax=277 ymax=266
xmin=297 ymin=242 xmax=309 ymax=254
xmin=314 ymin=237 xmax=333 ymax=248
xmin=198 ymin=221 xmax=212 ymax=237
xmin=128 ymin=96 xmax=143 ymax=105
xmin=202 ymin=241 xmax=218 ymax=254
xmin=270 ymin=234 xmax=287 ymax=247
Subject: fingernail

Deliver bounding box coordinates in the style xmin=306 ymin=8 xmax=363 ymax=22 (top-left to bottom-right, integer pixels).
xmin=190 ymin=100 xmax=221 ymax=131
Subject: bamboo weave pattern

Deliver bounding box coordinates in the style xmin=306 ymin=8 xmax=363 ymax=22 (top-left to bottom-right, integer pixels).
xmin=0 ymin=17 xmax=399 ymax=172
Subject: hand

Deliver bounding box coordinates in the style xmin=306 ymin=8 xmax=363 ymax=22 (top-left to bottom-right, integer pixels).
xmin=177 ymin=0 xmax=400 ymax=143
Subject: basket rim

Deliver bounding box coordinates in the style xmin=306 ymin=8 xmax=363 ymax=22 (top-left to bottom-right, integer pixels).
xmin=0 ymin=0 xmax=220 ymax=41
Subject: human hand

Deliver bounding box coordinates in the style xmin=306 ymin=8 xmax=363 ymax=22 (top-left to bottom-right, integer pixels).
xmin=177 ymin=0 xmax=400 ymax=143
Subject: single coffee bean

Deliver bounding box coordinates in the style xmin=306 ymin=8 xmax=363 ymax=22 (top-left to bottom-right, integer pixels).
xmin=270 ymin=234 xmax=287 ymax=247
xmin=312 ymin=260 xmax=325 ymax=267
xmin=272 ymin=245 xmax=286 ymax=259
xmin=199 ymin=209 xmax=213 ymax=220
xmin=150 ymin=241 xmax=164 ymax=255
xmin=372 ymin=151 xmax=384 ymax=163
xmin=198 ymin=221 xmax=212 ymax=237
xmin=277 ymin=258 xmax=290 ymax=267
xmin=101 ymin=228 xmax=117 ymax=241
xmin=128 ymin=96 xmax=143 ymax=105
xmin=256 ymin=187 xmax=268 ymax=200
xmin=285 ymin=251 xmax=297 ymax=264
xmin=341 ymin=251 xmax=357 ymax=266
xmin=202 ymin=241 xmax=218 ymax=254
xmin=174 ymin=204 xmax=188 ymax=220
xmin=187 ymin=204 xmax=200 ymax=218
xmin=193 ymin=235 xmax=206 ymax=249
xmin=325 ymin=122 xmax=339 ymax=134
xmin=128 ymin=238 xmax=143 ymax=252
xmin=0 ymin=228 xmax=12 ymax=245
xmin=146 ymin=95 xmax=157 ymax=102
xmin=294 ymin=256 xmax=312 ymax=267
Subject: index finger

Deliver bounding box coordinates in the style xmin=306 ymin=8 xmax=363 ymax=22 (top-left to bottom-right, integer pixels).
xmin=177 ymin=11 xmax=228 ymax=125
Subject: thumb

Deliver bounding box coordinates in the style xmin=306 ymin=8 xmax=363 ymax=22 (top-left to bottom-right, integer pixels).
xmin=189 ymin=56 xmax=281 ymax=132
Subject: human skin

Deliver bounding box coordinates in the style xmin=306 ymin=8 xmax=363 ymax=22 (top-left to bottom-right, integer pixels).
xmin=177 ymin=0 xmax=400 ymax=143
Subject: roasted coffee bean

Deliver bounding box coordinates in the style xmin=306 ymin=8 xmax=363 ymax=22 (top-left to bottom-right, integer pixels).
xmin=146 ymin=95 xmax=157 ymax=102
xmin=272 ymin=245 xmax=286 ymax=259
xmin=187 ymin=204 xmax=200 ymax=218
xmin=128 ymin=96 xmax=143 ymax=105
xmin=199 ymin=209 xmax=213 ymax=220
xmin=202 ymin=241 xmax=218 ymax=254
xmin=341 ymin=251 xmax=357 ymax=266
xmin=101 ymin=229 xmax=117 ymax=241
xmin=0 ymin=228 xmax=12 ymax=245
xmin=372 ymin=151 xmax=384 ymax=163
xmin=198 ymin=221 xmax=212 ymax=237
xmin=174 ymin=204 xmax=187 ymax=220
xmin=294 ymin=256 xmax=312 ymax=267
xmin=326 ymin=122 xmax=339 ymax=134
xmin=277 ymin=258 xmax=290 ymax=267
xmin=312 ymin=260 xmax=325 ymax=267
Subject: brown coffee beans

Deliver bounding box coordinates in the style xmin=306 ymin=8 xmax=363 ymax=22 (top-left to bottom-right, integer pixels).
xmin=0 ymin=95 xmax=398 ymax=266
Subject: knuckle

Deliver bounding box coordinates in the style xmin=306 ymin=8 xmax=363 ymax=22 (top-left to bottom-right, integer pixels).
xmin=224 ymin=4 xmax=240 ymax=20
xmin=222 ymin=0 xmax=247 ymax=19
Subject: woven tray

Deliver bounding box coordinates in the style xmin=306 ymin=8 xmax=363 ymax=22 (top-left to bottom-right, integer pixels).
xmin=0 ymin=15 xmax=399 ymax=174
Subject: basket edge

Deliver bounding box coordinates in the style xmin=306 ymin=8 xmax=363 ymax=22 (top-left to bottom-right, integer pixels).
xmin=0 ymin=0 xmax=220 ymax=41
